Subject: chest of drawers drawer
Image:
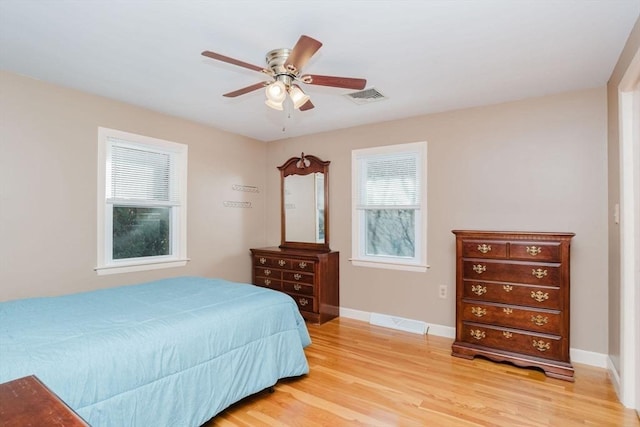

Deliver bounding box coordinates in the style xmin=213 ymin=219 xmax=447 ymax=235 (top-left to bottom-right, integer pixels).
xmin=461 ymin=301 xmax=562 ymax=334
xmin=462 ymin=280 xmax=561 ymax=309
xmin=462 ymin=260 xmax=561 ymax=286
xmin=460 ymin=323 xmax=563 ymax=361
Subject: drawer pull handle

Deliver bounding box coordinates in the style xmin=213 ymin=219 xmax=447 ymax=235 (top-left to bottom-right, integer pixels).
xmin=293 ymin=273 xmax=302 ymax=280
xmin=294 ymin=283 xmax=302 ymax=291
xmin=471 ymin=285 xmax=487 ymax=296
xmin=532 ymin=340 xmax=551 ymax=352
xmin=503 ymin=307 xmax=513 ymax=314
xmin=264 ymin=279 xmax=271 ymax=286
xmin=477 ymin=244 xmax=492 ymax=254
xmin=502 ymin=284 xmax=513 ymax=292
xmin=299 ymin=298 xmax=309 ymax=306
xmin=473 ymin=264 xmax=486 ymax=274
xmin=530 ymin=291 xmax=549 ymax=302
xmin=278 ymin=259 xmax=286 ymax=266
xmin=502 ymin=331 xmax=513 ymax=339
xmin=471 ymin=307 xmax=487 ymax=317
xmin=298 ymin=262 xmax=307 ymax=269
xmin=532 ymin=269 xmax=547 ymax=279
xmin=470 ymin=329 xmax=486 ymax=340
xmin=526 ymin=246 xmax=542 ymax=256
xmin=264 ymin=269 xmax=271 ymax=276
xmin=531 ymin=315 xmax=549 ymax=326
xmin=259 ymin=257 xmax=266 ymax=264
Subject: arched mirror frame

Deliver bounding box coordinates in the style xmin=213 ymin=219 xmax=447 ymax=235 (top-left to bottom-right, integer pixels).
xmin=278 ymin=153 xmax=330 ymax=252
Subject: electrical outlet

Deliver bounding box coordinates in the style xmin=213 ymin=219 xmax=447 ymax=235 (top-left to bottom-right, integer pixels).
xmin=439 ymin=285 xmax=447 ymax=299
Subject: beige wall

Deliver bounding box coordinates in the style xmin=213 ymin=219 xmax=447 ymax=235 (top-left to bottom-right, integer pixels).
xmin=0 ymin=71 xmax=267 ymax=301
xmin=268 ymin=88 xmax=608 ymax=354
xmin=607 ymin=16 xmax=640 ymax=373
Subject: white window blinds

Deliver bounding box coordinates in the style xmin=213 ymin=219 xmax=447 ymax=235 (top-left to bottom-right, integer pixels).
xmin=107 ymin=138 xmax=179 ymax=205
xmin=357 ymin=151 xmax=421 ymax=209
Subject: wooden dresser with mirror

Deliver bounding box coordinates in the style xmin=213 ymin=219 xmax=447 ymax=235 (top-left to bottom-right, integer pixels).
xmin=451 ymin=230 xmax=575 ymax=381
xmin=251 ymin=153 xmax=339 ymax=324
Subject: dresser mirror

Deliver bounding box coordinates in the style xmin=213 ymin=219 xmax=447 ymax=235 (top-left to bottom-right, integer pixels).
xmin=278 ymin=153 xmax=330 ymax=251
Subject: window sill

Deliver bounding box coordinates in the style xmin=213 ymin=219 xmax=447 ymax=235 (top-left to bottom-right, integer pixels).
xmin=95 ymin=258 xmax=190 ymax=276
xmin=349 ymin=258 xmax=429 ymax=273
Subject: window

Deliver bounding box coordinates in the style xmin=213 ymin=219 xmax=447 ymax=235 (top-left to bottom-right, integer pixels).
xmin=96 ymin=127 xmax=188 ymax=275
xmin=351 ymin=141 xmax=427 ymax=272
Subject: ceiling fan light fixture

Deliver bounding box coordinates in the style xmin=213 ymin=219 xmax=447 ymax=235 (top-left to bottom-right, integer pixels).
xmin=265 ymin=81 xmax=286 ymax=103
xmin=289 ymin=85 xmax=310 ymax=110
xmin=265 ymin=98 xmax=284 ymax=110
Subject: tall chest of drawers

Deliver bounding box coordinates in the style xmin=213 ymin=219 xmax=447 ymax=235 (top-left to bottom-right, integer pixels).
xmin=451 ymin=230 xmax=575 ymax=381
xmin=250 ymin=247 xmax=339 ymax=324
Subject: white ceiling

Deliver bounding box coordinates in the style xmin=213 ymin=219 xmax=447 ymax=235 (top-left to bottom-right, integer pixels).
xmin=1 ymin=1 xmax=638 ymax=142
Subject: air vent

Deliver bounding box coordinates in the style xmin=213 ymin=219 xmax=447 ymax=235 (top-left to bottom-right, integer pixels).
xmin=344 ymin=87 xmax=387 ymax=105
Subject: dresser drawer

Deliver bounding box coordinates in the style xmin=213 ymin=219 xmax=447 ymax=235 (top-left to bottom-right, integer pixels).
xmin=282 ymin=271 xmax=314 ymax=285
xmin=253 ymin=256 xmax=290 ymax=269
xmin=462 ymin=280 xmax=561 ymax=309
xmin=509 ymin=242 xmax=561 ymax=262
xmin=462 ymin=260 xmax=561 ymax=286
xmin=290 ymin=259 xmax=316 ymax=272
xmin=283 ymin=281 xmax=314 ymax=296
xmin=461 ymin=301 xmax=562 ymax=334
xmin=291 ymin=295 xmax=315 ymax=311
xmin=461 ymin=240 xmax=507 ymax=259
xmin=254 ymin=266 xmax=282 ymax=279
xmin=254 ymin=276 xmax=282 ymax=290
xmin=461 ymin=323 xmax=563 ymax=361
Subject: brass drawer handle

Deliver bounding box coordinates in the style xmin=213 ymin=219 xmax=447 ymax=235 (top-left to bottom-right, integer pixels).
xmin=293 ymin=283 xmax=302 ymax=291
xmin=264 ymin=279 xmax=271 ymax=286
xmin=503 ymin=307 xmax=513 ymax=315
xmin=264 ymin=269 xmax=271 ymax=276
xmin=298 ymin=262 xmax=307 ymax=269
xmin=532 ymin=340 xmax=551 ymax=352
xmin=532 ymin=268 xmax=548 ymax=279
xmin=526 ymin=246 xmax=542 ymax=256
xmin=470 ymin=329 xmax=486 ymax=340
xmin=502 ymin=331 xmax=513 ymax=339
xmin=502 ymin=284 xmax=513 ymax=292
xmin=259 ymin=257 xmax=266 ymax=264
xmin=293 ymin=273 xmax=302 ymax=280
xmin=471 ymin=307 xmax=487 ymax=317
xmin=531 ymin=315 xmax=549 ymax=326
xmin=471 ymin=284 xmax=487 ymax=296
xmin=477 ymin=244 xmax=492 ymax=254
xmin=278 ymin=259 xmax=286 ymax=267
xmin=299 ymin=298 xmax=309 ymax=306
xmin=473 ymin=264 xmax=486 ymax=274
xmin=531 ymin=291 xmax=549 ymax=302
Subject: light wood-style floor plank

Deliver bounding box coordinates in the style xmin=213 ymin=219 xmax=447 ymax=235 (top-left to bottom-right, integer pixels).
xmin=206 ymin=318 xmax=639 ymax=426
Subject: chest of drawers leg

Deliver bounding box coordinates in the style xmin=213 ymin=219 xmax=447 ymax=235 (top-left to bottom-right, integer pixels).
xmin=451 ymin=230 xmax=574 ymax=381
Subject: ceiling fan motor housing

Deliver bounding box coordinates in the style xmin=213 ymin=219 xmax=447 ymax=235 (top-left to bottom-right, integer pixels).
xmin=266 ymin=48 xmax=296 ymax=86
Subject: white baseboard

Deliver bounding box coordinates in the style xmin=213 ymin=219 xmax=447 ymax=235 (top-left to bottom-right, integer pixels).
xmin=339 ymin=307 xmax=606 ymax=368
xmin=607 ymin=357 xmax=623 ymax=401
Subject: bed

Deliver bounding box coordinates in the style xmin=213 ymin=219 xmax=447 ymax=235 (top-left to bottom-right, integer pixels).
xmin=0 ymin=276 xmax=311 ymax=426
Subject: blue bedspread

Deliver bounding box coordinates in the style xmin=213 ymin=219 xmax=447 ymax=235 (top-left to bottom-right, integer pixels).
xmin=0 ymin=277 xmax=311 ymax=426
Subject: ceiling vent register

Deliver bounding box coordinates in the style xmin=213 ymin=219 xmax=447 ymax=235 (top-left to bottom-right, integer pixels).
xmin=344 ymin=88 xmax=387 ymax=105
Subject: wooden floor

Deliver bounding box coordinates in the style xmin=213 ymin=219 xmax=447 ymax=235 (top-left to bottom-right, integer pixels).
xmin=206 ymin=318 xmax=639 ymax=427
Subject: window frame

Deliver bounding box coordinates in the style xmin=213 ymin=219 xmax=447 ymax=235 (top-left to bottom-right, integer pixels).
xmin=351 ymin=141 xmax=428 ymax=272
xmin=96 ymin=127 xmax=188 ymax=275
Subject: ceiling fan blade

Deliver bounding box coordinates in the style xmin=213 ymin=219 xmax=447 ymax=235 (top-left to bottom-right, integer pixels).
xmin=223 ymin=82 xmax=268 ymax=98
xmin=202 ymin=50 xmax=265 ymax=73
xmin=301 ymin=74 xmax=367 ymax=90
xmin=299 ymin=99 xmax=315 ymax=111
xmin=285 ymin=35 xmax=323 ymax=73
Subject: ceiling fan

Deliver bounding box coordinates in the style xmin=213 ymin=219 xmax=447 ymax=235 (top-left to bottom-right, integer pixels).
xmin=201 ymin=35 xmax=367 ymax=112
